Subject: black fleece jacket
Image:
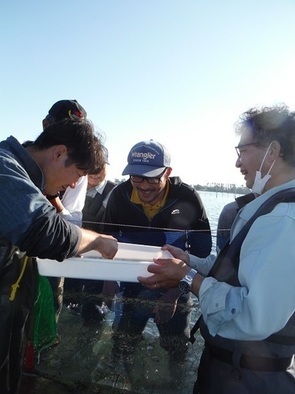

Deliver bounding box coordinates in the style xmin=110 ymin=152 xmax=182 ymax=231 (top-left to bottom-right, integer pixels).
xmin=104 ymin=177 xmax=212 ymax=257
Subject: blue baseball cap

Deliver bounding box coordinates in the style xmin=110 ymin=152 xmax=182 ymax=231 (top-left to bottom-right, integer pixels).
xmin=122 ymin=140 xmax=171 ymax=177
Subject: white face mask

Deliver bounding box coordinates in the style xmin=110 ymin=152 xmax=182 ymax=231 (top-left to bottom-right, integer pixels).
xmin=251 ymin=143 xmax=276 ymax=195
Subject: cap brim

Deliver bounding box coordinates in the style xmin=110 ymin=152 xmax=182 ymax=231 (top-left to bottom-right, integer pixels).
xmin=122 ymin=164 xmax=166 ymax=177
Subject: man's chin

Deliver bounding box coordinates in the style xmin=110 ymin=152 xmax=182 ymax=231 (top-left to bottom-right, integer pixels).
xmin=245 ymin=180 xmax=253 ymax=190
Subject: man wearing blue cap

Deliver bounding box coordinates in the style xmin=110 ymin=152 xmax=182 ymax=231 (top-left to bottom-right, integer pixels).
xmin=104 ymin=139 xmax=212 ymax=379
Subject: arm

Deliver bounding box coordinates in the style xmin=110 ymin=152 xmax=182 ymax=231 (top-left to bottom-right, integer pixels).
xmin=162 ymin=244 xmax=216 ymax=275
xmin=140 ymin=207 xmax=295 ymax=340
xmin=0 ymin=161 xmax=117 ymax=261
xmin=76 ymin=227 xmax=118 ymax=259
xmin=204 ymin=209 xmax=295 ymax=340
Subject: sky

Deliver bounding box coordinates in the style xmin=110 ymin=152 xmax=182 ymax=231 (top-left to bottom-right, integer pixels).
xmin=1 ymin=0 xmax=295 ymax=187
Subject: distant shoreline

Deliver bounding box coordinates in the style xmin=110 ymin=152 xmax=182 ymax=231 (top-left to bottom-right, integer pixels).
xmin=112 ymin=178 xmax=250 ymax=195
xmin=194 ymin=183 xmax=250 ymax=195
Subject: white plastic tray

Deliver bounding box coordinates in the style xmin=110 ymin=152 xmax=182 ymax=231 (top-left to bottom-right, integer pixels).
xmin=37 ymin=243 xmax=172 ymax=282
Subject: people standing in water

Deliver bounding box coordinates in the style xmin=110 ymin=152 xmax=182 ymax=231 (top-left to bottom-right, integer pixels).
xmin=139 ymin=105 xmax=295 ymax=393
xmin=0 ymin=118 xmax=118 ymax=394
xmin=40 ymin=100 xmax=90 ymax=324
xmin=104 ymin=139 xmax=212 ymax=379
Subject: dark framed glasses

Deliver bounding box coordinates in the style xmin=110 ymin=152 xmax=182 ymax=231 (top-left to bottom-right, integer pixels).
xmin=130 ymin=169 xmax=166 ymax=184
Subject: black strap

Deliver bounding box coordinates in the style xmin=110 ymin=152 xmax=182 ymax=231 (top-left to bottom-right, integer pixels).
xmin=206 ymin=343 xmax=293 ymax=371
xmin=190 ymin=188 xmax=295 ymax=342
xmin=209 ymin=188 xmax=295 ymax=285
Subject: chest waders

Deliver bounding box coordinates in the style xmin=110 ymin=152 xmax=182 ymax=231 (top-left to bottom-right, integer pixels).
xmin=0 ymin=240 xmax=38 ymax=393
xmin=190 ymin=188 xmax=295 ymax=372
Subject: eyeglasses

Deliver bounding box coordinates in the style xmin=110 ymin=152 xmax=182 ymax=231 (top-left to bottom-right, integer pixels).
xmin=235 ymin=143 xmax=256 ymax=157
xmin=130 ymin=169 xmax=166 ymax=185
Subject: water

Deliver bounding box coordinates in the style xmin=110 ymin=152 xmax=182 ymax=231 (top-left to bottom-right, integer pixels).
xmin=198 ymin=190 xmax=242 ymax=250
xmin=21 ymin=191 xmax=241 ymax=394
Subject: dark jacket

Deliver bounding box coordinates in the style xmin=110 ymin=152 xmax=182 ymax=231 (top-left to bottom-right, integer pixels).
xmin=104 ymin=177 xmax=212 ymax=257
xmin=82 ymin=180 xmax=116 ymax=232
xmin=0 ymin=136 xmax=81 ymax=393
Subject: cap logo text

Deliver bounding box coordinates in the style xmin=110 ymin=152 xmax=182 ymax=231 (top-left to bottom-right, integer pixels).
xmin=131 ymin=151 xmax=156 ymax=161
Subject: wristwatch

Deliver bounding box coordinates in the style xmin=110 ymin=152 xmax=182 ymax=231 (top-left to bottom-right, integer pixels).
xmin=178 ymin=269 xmax=198 ymax=294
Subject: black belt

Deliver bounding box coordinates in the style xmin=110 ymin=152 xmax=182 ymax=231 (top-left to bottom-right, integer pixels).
xmin=206 ymin=343 xmax=294 ymax=372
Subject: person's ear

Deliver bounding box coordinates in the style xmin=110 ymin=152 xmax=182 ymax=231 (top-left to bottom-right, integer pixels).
xmin=165 ymin=167 xmax=172 ymax=177
xmin=269 ymin=140 xmax=281 ymax=160
xmin=42 ymin=118 xmax=49 ymax=130
xmin=53 ymin=145 xmax=68 ymax=161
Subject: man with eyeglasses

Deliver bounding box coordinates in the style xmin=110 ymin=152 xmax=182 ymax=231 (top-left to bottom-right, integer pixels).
xmin=104 ymin=139 xmax=212 ymax=380
xmin=139 ymin=105 xmax=295 ymax=393
xmin=216 ymin=139 xmax=277 ymax=251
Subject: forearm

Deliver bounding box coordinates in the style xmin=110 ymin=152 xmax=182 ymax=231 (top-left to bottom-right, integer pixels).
xmin=190 ymin=271 xmax=205 ymax=297
xmin=188 ymin=253 xmax=216 ymax=276
xmin=76 ymin=228 xmax=118 ymax=259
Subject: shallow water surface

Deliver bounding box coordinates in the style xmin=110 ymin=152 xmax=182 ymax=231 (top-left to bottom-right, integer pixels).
xmin=21 ymin=191 xmax=240 ymax=393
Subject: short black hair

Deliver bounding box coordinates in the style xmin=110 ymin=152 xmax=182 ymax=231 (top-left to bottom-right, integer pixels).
xmin=34 ymin=119 xmax=106 ymax=173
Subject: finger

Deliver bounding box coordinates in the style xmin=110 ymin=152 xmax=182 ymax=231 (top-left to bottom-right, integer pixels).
xmin=138 ymin=275 xmax=157 ymax=285
xmin=147 ymin=264 xmax=163 ymax=273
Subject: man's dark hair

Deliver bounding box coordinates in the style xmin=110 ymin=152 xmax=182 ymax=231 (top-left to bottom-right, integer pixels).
xmin=33 ymin=119 xmax=106 ymax=173
xmin=235 ymin=104 xmax=295 ymax=166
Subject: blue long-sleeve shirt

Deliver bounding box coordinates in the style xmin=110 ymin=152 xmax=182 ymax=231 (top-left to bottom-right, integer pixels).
xmin=0 ymin=136 xmax=80 ymax=261
xmin=190 ymin=180 xmax=295 ymax=344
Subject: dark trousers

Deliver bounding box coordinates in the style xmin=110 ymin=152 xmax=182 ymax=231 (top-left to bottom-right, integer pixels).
xmin=194 ymin=345 xmax=295 ymax=394
xmin=112 ymin=283 xmax=191 ymax=360
xmin=0 ymin=257 xmax=38 ymax=394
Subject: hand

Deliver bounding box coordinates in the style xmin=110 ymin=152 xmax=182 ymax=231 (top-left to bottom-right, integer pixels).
xmin=78 ymin=229 xmax=118 ymax=258
xmin=162 ymin=244 xmax=189 ymax=264
xmin=96 ymin=234 xmax=118 ymax=259
xmin=138 ymin=257 xmax=190 ymax=289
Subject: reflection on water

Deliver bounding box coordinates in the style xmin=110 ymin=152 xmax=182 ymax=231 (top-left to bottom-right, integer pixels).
xmin=20 ymin=192 xmax=243 ymax=393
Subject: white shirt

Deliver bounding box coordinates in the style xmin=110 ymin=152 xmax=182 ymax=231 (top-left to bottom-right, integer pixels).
xmin=59 ymin=176 xmax=88 ymax=226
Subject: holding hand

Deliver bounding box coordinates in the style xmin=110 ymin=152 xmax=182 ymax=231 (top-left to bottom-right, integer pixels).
xmin=95 ymin=234 xmax=118 ymax=259
xmin=138 ymin=257 xmax=190 ymax=289
xmin=77 ymin=229 xmax=118 ymax=259
xmin=162 ymin=244 xmax=190 ymax=264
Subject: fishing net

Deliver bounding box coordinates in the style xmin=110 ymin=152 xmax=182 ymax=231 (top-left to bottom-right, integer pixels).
xmin=21 ymin=290 xmax=203 ymax=394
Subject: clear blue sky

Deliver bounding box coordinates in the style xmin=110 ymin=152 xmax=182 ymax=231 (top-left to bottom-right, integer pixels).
xmin=1 ymin=0 xmax=295 ymax=186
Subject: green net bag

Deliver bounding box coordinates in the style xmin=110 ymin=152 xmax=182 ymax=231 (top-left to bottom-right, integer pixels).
xmin=32 ymin=275 xmax=58 ymax=352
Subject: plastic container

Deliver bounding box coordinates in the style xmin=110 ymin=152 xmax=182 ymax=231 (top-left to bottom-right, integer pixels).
xmin=37 ymin=243 xmax=173 ymax=282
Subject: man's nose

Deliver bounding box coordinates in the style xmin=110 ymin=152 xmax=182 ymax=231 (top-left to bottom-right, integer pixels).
xmin=235 ymin=157 xmax=241 ymax=168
